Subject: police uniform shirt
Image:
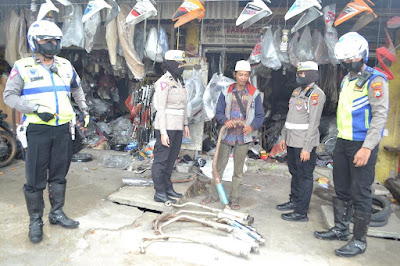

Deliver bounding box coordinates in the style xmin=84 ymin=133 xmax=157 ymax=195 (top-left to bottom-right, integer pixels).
xmin=281 ymin=83 xmax=326 ymax=152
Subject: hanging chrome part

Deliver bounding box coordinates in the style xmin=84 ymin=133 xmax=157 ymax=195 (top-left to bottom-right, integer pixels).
xmin=219 ymin=218 xmax=265 ymax=244
xmin=122 ymin=177 xmax=153 ymax=187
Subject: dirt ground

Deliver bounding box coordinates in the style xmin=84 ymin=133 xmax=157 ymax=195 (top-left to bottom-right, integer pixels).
xmin=0 ymin=149 xmax=398 ymax=266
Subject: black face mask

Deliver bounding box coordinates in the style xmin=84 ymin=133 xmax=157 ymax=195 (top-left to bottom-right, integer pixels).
xmin=296 ymin=70 xmax=319 ymax=88
xmin=163 ymin=60 xmax=184 ymax=80
xmin=296 ymin=76 xmax=308 ymax=86
xmin=37 ymin=40 xmax=61 ymax=59
xmin=342 ymin=61 xmax=363 ymax=73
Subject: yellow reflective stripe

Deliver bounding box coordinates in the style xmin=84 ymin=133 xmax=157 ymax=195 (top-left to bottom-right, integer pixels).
xmin=365 ymin=109 xmax=369 ymax=129
xmin=16 ymin=57 xmax=75 ymax=126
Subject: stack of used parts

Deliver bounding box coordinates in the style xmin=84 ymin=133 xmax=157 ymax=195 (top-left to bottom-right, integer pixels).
xmin=334 ymin=0 xmax=378 ymax=31
xmin=126 ymin=84 xmax=155 ymax=149
xmin=140 ymin=202 xmax=264 ymax=258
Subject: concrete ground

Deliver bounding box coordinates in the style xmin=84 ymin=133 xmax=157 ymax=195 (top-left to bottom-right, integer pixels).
xmin=0 ymin=149 xmax=399 ymax=266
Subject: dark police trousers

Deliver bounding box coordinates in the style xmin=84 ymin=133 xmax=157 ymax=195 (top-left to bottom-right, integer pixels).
xmin=25 ymin=123 xmax=73 ymax=192
xmin=287 ymin=146 xmax=317 ymax=215
xmin=333 ymin=138 xmax=379 ymax=213
xmin=151 ymin=129 xmax=183 ymax=193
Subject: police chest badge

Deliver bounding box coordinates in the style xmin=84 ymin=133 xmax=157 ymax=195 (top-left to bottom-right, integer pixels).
xmin=371 ymin=82 xmax=383 ymax=98
xmin=28 ymin=68 xmax=44 ymax=82
xmin=311 ymin=94 xmax=319 ymax=105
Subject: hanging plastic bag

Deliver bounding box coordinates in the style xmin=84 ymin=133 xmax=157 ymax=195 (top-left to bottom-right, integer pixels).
xmin=296 ymin=26 xmax=313 ymax=62
xmin=203 ymin=73 xmax=235 ymax=121
xmin=249 ymin=36 xmax=262 ymax=66
xmin=289 ymin=32 xmax=300 ymax=67
xmin=260 ymin=27 xmax=282 ymax=70
xmin=312 ymin=30 xmax=330 ymax=65
xmin=273 ymin=26 xmax=290 ymax=66
xmin=117 ymin=4 xmax=145 ymax=80
xmin=18 ymin=11 xmax=29 ymax=59
xmin=323 ymin=4 xmax=336 ymax=29
xmin=106 ymin=15 xmax=118 ymax=66
xmin=159 ymin=27 xmax=169 ymax=57
xmin=144 ymin=27 xmax=163 ymax=62
xmin=4 ymin=9 xmax=19 ymax=66
xmin=84 ymin=11 xmax=101 ymax=53
xmin=324 ymin=26 xmax=339 ymax=65
xmin=134 ymin=27 xmax=145 ymax=62
xmin=185 ymin=70 xmax=206 ymax=123
xmin=62 ymin=4 xmax=84 ymax=48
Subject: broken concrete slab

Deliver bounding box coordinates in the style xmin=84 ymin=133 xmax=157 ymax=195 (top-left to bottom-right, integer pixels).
xmin=77 ymin=201 xmax=143 ymax=231
xmin=109 ymin=186 xmax=172 ymax=212
xmin=321 ymin=204 xmax=400 ymax=239
xmin=108 ymin=174 xmax=196 ymax=213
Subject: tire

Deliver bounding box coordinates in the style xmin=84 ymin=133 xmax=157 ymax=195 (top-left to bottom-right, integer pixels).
xmin=0 ymin=131 xmax=17 ymax=168
xmin=369 ymin=218 xmax=389 ymax=228
xmin=371 ymin=195 xmax=392 ymax=222
xmin=351 ymin=195 xmax=392 ymax=225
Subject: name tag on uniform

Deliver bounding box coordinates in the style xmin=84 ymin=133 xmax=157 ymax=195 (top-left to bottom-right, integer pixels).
xmin=353 ymin=86 xmax=364 ymax=92
xmin=28 ymin=68 xmax=44 ymax=82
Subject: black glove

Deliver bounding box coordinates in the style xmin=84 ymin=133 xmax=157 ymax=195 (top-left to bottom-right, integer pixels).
xmin=34 ymin=105 xmax=55 ymax=122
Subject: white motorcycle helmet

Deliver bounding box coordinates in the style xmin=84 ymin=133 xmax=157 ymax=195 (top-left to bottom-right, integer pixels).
xmin=334 ymin=32 xmax=369 ymax=63
xmin=27 ymin=20 xmax=63 ymax=58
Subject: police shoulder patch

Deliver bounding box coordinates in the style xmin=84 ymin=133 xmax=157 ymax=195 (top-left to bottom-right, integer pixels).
xmin=311 ymin=94 xmax=319 ymax=105
xmin=373 ymin=85 xmax=382 ymax=98
xmin=160 ymin=81 xmax=169 ymax=91
xmin=9 ymin=68 xmax=19 ymax=80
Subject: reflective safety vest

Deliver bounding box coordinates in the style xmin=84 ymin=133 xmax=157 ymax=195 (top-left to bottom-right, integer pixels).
xmin=337 ymin=66 xmax=387 ymax=141
xmin=15 ymin=56 xmax=75 ymax=126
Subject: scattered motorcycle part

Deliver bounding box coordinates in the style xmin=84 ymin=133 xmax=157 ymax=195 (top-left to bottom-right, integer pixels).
xmin=71 ymin=153 xmax=93 ymax=162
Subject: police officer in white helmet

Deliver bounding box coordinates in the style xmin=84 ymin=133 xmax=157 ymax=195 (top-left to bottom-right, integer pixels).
xmin=3 ymin=20 xmax=89 ymax=243
xmin=314 ymin=32 xmax=389 ymax=257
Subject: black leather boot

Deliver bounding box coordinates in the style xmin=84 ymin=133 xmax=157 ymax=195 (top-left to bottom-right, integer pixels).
xmin=166 ymin=187 xmax=182 ymax=198
xmin=276 ymin=200 xmax=296 ymax=211
xmin=48 ymin=183 xmax=79 ymax=229
xmin=314 ymin=197 xmax=352 ymax=241
xmin=24 ymin=189 xmax=44 ymax=243
xmin=154 ymin=192 xmax=176 ymax=204
xmin=335 ymin=210 xmax=370 ymax=257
